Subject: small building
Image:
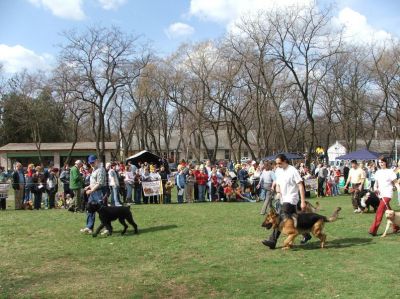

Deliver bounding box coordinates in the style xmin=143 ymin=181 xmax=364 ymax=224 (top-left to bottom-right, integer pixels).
xmin=327 ymin=141 xmax=347 ymax=162
xmin=0 ymin=142 xmax=117 ymax=170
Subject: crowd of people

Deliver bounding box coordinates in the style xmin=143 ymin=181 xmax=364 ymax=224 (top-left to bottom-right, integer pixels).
xmin=1 ymin=154 xmax=400 ymax=239
xmin=1 ymin=157 xmax=399 ymax=211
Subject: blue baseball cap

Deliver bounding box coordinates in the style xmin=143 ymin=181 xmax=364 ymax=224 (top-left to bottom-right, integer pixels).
xmin=88 ymin=155 xmax=98 ymax=164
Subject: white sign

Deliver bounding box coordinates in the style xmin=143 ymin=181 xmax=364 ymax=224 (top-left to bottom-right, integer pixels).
xmin=142 ymin=180 xmax=162 ymax=196
xmin=304 ymin=178 xmax=318 ymax=192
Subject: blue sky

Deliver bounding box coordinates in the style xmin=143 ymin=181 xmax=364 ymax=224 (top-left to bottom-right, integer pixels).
xmin=0 ymin=0 xmax=399 ymax=74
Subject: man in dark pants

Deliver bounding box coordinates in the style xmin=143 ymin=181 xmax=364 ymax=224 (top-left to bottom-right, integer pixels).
xmin=343 ymin=163 xmax=350 ymax=194
xmin=262 ymin=154 xmax=308 ymax=249
xmin=12 ymin=162 xmax=25 ymax=210
xmin=317 ymin=164 xmax=328 ymax=197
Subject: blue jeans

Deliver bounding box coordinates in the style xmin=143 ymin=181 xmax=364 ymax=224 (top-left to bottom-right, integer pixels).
xmin=110 ymin=186 xmax=121 ymax=206
xmin=260 ymin=189 xmax=272 ymax=215
xmin=198 ymin=185 xmax=206 ymax=202
xmin=43 ymin=192 xmax=48 ymax=208
xmin=24 ymin=187 xmax=31 ymax=202
xmin=331 ymin=183 xmax=339 ymax=196
xmin=126 ymin=184 xmax=133 ymax=202
xmin=86 ymin=190 xmax=103 ymax=230
xmin=134 ymin=187 xmax=142 ymax=204
xmin=177 ymin=187 xmax=184 ymax=203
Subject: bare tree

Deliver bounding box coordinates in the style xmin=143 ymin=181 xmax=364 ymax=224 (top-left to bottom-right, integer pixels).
xmin=58 ymin=26 xmax=150 ymax=162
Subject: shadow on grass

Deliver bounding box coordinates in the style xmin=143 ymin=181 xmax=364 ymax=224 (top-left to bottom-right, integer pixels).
xmin=291 ymin=237 xmax=374 ymax=250
xmin=112 ymin=224 xmax=178 ymax=236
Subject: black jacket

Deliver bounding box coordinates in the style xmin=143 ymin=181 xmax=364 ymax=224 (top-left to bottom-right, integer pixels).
xmin=12 ymin=171 xmax=25 ymax=190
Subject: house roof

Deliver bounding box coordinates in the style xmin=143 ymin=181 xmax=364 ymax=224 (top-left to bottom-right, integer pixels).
xmin=0 ymin=142 xmax=117 ymax=152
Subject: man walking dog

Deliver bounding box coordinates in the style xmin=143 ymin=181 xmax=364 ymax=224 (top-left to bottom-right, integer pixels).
xmin=80 ymin=155 xmax=106 ymax=234
xmin=344 ymin=160 xmax=365 ymax=213
xmin=262 ymin=154 xmax=307 ymax=249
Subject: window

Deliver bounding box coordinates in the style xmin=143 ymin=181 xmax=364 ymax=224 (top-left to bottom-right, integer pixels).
xmin=243 ymin=151 xmax=248 ymax=157
xmin=203 ymin=152 xmax=208 ymax=159
xmin=224 ymin=149 xmax=230 ymax=160
xmin=188 ymin=152 xmax=193 ymax=160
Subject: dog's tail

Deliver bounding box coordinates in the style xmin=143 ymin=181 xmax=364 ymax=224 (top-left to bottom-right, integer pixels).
xmin=327 ymin=207 xmax=341 ymax=222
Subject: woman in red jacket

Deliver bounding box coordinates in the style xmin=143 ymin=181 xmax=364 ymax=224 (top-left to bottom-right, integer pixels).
xmin=196 ymin=168 xmax=208 ymax=202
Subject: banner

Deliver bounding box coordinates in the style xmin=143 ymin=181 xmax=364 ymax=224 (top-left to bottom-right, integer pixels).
xmin=304 ymin=178 xmax=318 ymax=192
xmin=142 ymin=180 xmax=162 ymax=196
xmin=0 ymin=183 xmax=9 ymax=198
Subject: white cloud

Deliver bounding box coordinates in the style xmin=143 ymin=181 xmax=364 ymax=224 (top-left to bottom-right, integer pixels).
xmin=165 ymin=22 xmax=195 ymax=39
xmin=28 ymin=0 xmax=85 ymax=20
xmin=335 ymin=7 xmax=392 ymax=44
xmin=0 ymin=44 xmax=54 ymax=74
xmin=189 ymin=0 xmax=313 ymax=25
xmin=98 ymin=0 xmax=127 ymax=10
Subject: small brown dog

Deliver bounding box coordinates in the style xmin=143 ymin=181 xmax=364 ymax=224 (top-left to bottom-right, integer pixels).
xmin=262 ymin=207 xmax=341 ymax=250
xmin=381 ymin=210 xmax=400 ymax=237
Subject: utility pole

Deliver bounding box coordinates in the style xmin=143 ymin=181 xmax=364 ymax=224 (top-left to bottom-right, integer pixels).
xmin=392 ymin=126 xmax=398 ymax=163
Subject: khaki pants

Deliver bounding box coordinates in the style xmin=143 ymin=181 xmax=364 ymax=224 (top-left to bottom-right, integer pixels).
xmin=72 ymin=188 xmax=82 ymax=211
xmin=15 ymin=184 xmax=24 ymax=209
xmin=351 ymin=183 xmax=362 ymax=209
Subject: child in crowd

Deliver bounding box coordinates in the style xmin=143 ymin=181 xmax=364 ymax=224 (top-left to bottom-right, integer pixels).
xmin=164 ymin=177 xmax=174 ymax=204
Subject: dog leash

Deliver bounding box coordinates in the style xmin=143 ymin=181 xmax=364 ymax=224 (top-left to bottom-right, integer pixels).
xmin=376 ymin=191 xmax=390 ymax=210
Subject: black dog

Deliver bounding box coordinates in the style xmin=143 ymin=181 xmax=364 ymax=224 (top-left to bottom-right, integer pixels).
xmin=87 ymin=202 xmax=139 ymax=237
xmin=359 ymin=190 xmax=380 ymax=213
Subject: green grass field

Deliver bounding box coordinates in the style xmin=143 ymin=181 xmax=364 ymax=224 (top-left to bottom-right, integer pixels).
xmin=1 ymin=194 xmax=400 ymax=298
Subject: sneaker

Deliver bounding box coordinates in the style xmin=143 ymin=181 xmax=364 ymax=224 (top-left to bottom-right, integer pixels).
xmin=354 ymin=208 xmax=361 ymax=213
xmin=101 ymin=229 xmax=109 ymax=236
xmin=80 ymin=228 xmax=92 ymax=234
xmin=300 ymin=234 xmax=312 ymax=244
xmin=261 ymin=240 xmax=276 ymax=249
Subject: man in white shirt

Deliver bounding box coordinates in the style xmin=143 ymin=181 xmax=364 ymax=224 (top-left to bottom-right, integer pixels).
xmin=262 ymin=154 xmax=307 ymax=249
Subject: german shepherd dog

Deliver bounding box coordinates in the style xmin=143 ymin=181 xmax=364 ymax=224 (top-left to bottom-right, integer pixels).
xmin=87 ymin=202 xmax=139 ymax=237
xmin=262 ymin=207 xmax=341 ymax=249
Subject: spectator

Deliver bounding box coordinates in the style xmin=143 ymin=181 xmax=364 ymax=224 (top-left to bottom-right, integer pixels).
xmin=164 ymin=177 xmax=174 ymax=204
xmin=70 ymin=160 xmax=84 ymax=212
xmin=0 ymin=166 xmax=8 ymax=210
xmin=159 ymin=165 xmax=168 ymax=204
xmin=31 ymin=166 xmax=46 ymax=210
xmin=237 ymin=164 xmax=249 ymax=193
xmin=24 ymin=163 xmax=35 ymax=207
xmin=141 ymin=167 xmax=151 ymax=204
xmin=259 ymin=162 xmax=275 ymax=215
xmin=12 ymin=162 xmax=25 ymax=210
xmin=124 ymin=165 xmax=135 ymax=203
xmin=175 ymin=168 xmax=186 ymax=204
xmin=343 ymin=163 xmax=350 ymax=194
xmin=317 ymin=164 xmax=328 ymax=197
xmin=149 ymin=166 xmax=160 ymax=204
xmin=133 ymin=169 xmax=142 ymax=204
xmin=196 ymin=167 xmax=208 ymax=202
xmin=60 ymin=163 xmax=71 ymax=205
xmin=185 ymin=169 xmax=195 ymax=203
xmin=109 ymin=162 xmax=122 ymax=207
xmin=46 ymin=167 xmax=58 ymax=209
